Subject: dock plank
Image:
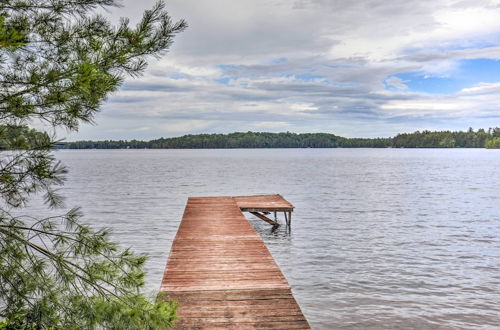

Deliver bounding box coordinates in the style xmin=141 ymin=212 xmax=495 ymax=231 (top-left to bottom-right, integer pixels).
xmin=160 ymin=195 xmax=309 ymax=329
xmin=233 ymin=194 xmax=294 ymax=212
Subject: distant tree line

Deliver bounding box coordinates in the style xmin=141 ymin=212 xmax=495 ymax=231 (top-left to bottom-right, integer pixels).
xmin=36 ymin=127 xmax=500 ymax=150
xmin=392 ymin=127 xmax=500 ymax=148
xmin=59 ymin=132 xmax=392 ymax=149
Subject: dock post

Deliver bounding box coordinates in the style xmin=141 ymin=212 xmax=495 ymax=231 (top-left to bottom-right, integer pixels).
xmin=283 ymin=211 xmax=292 ymax=228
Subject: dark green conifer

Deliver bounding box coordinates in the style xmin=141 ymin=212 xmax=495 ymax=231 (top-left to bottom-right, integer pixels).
xmin=0 ymin=1 xmax=186 ymax=327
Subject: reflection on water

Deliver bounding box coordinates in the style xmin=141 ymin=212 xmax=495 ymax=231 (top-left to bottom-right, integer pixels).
xmin=50 ymin=149 xmax=499 ymax=329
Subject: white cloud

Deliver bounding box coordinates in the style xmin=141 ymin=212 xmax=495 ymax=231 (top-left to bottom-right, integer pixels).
xmin=385 ymin=77 xmax=408 ymax=90
xmin=252 ymin=121 xmax=291 ymax=128
xmin=458 ymin=82 xmax=500 ymax=95
xmin=159 ymin=120 xmax=213 ymax=133
xmin=380 ymin=100 xmax=466 ymax=111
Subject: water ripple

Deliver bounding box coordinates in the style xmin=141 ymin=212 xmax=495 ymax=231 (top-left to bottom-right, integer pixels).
xmin=46 ymin=149 xmax=500 ymax=329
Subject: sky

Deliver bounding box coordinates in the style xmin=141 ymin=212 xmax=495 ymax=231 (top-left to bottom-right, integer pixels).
xmin=66 ymin=0 xmax=500 ymax=140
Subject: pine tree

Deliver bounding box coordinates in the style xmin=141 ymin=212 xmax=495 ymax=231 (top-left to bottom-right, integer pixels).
xmin=0 ymin=1 xmax=186 ymax=327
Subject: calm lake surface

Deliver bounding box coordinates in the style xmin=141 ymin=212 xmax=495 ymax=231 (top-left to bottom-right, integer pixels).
xmin=51 ymin=149 xmax=499 ymax=329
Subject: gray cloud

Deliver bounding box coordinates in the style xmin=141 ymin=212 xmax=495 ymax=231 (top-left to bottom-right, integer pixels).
xmin=66 ymin=0 xmax=500 ymax=140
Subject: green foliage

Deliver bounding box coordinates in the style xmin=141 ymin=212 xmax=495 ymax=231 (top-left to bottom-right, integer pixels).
xmin=63 ymin=131 xmax=393 ymax=149
xmin=60 ymin=128 xmax=500 ymax=149
xmin=0 ymin=0 xmax=186 ymax=129
xmin=0 ymin=0 xmax=186 ymax=328
xmin=485 ymin=137 xmax=500 ymax=149
xmin=0 ymin=15 xmax=27 ymax=49
xmin=392 ymin=127 xmax=499 ymax=148
xmin=0 ymin=206 xmax=178 ymax=328
xmin=0 ymin=125 xmax=51 ymax=149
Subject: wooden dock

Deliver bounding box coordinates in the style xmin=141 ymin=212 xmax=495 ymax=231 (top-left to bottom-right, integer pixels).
xmin=160 ymin=195 xmax=310 ymax=329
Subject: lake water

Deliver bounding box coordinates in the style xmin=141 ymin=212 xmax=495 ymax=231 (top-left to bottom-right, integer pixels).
xmin=50 ymin=149 xmax=499 ymax=329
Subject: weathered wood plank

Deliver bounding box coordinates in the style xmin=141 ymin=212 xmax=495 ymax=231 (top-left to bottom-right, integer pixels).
xmin=233 ymin=194 xmax=294 ymax=212
xmin=160 ymin=195 xmax=309 ymax=329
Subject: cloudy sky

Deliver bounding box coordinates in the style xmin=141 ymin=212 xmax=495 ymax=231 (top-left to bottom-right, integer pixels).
xmin=68 ymin=0 xmax=500 ymax=140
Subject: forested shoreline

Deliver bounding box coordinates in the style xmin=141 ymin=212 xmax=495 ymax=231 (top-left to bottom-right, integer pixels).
xmin=56 ymin=128 xmax=500 ymax=149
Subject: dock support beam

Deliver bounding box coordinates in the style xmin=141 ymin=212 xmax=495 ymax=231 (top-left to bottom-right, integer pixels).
xmin=250 ymin=212 xmax=279 ymax=226
xmin=249 ymin=211 xmax=293 ymax=229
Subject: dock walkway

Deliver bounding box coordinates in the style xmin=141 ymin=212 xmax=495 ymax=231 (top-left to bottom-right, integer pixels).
xmin=160 ymin=195 xmax=310 ymax=329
